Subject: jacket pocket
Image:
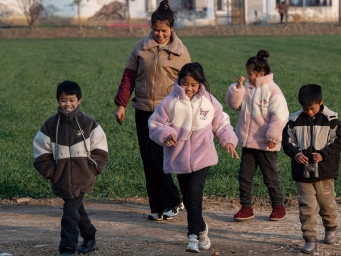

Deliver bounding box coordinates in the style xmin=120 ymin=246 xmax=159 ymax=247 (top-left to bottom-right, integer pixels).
xmin=87 ymin=160 xmax=97 ymax=175
xmin=167 ymin=73 xmax=177 ymax=82
xmin=135 ymin=71 xmax=147 ymax=97
xmin=159 ymin=75 xmax=176 ymax=98
xmin=47 ymin=167 xmax=56 ymax=179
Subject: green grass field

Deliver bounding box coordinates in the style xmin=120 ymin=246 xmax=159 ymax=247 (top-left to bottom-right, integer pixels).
xmin=1 ymin=35 xmax=341 ymax=199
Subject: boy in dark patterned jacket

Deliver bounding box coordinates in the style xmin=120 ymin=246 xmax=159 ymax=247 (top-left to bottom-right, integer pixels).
xmin=282 ymin=84 xmax=341 ymax=254
xmin=33 ymin=81 xmax=109 ymax=256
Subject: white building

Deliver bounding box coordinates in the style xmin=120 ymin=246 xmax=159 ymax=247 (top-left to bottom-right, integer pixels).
xmin=0 ymin=0 xmax=339 ymax=27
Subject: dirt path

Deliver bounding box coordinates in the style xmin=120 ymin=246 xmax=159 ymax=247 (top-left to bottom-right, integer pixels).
xmin=1 ymin=197 xmax=341 ymax=256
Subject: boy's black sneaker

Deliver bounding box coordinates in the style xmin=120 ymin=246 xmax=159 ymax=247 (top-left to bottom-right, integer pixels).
xmin=163 ymin=202 xmax=184 ymax=220
xmin=60 ymin=253 xmax=75 ymax=256
xmin=77 ymin=239 xmax=96 ymax=254
xmin=148 ymin=212 xmax=163 ymax=221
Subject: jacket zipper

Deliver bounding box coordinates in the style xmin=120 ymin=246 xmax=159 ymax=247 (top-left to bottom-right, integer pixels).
xmin=246 ymin=87 xmax=256 ymax=146
xmin=68 ymin=115 xmax=74 ymax=197
xmin=152 ymin=49 xmax=161 ymax=110
xmin=307 ymin=116 xmax=314 ymax=156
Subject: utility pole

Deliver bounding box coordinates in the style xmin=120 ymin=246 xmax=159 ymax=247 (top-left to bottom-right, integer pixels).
xmin=339 ymin=0 xmax=341 ymax=25
xmin=214 ymin=0 xmax=218 ymax=29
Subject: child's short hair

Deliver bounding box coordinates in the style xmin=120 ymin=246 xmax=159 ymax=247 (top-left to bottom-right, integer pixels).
xmin=298 ymin=84 xmax=322 ymax=107
xmin=246 ymin=50 xmax=271 ymax=75
xmin=56 ymin=80 xmax=82 ymax=101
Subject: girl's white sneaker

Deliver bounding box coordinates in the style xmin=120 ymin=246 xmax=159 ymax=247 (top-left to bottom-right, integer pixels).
xmin=186 ymin=234 xmax=200 ymax=253
xmin=198 ymin=222 xmax=211 ymax=250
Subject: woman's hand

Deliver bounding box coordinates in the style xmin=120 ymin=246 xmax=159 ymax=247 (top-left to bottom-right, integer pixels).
xmin=115 ymin=106 xmax=125 ymax=125
xmin=225 ymin=143 xmax=239 ymax=158
xmin=236 ymin=76 xmax=245 ymax=89
xmin=166 ymin=134 xmax=177 ymax=147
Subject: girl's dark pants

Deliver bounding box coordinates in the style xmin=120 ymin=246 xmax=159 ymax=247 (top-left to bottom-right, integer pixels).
xmin=177 ymin=167 xmax=209 ymax=237
xmin=135 ymin=109 xmax=182 ymax=214
xmin=59 ymin=193 xmax=96 ymax=253
xmin=239 ymin=147 xmax=284 ymax=207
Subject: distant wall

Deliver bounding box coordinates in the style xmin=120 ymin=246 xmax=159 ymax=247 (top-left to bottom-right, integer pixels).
xmin=245 ymin=0 xmax=268 ymax=24
xmin=0 ymin=0 xmax=339 ymax=28
xmin=0 ymin=0 xmax=147 ymax=27
xmin=288 ymin=6 xmax=338 ymax=22
xmin=264 ymin=0 xmax=339 ymax=24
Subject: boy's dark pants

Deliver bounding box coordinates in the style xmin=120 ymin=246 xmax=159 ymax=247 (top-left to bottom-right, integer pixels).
xmin=239 ymin=147 xmax=284 ymax=207
xmin=177 ymin=167 xmax=209 ymax=237
xmin=59 ymin=193 xmax=96 ymax=253
xmin=296 ymin=179 xmax=337 ymax=238
xmin=135 ymin=109 xmax=182 ymax=214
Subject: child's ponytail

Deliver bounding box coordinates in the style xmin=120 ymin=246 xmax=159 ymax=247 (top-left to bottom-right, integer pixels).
xmin=246 ymin=50 xmax=271 ymax=75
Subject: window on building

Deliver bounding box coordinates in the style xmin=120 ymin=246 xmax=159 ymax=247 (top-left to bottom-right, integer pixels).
xmin=233 ymin=0 xmax=244 ymax=8
xmin=157 ymin=0 xmax=182 ymax=11
xmin=289 ymin=0 xmax=332 ymax=6
xmin=305 ymin=0 xmax=321 ymax=6
xmin=183 ymin=0 xmax=208 ymax=11
xmin=184 ymin=0 xmax=194 ymax=10
xmin=217 ymin=0 xmax=223 ymax=11
xmin=289 ymin=0 xmax=303 ymax=7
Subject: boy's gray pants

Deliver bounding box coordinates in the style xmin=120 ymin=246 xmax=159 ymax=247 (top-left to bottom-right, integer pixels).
xmin=296 ymin=179 xmax=337 ymax=238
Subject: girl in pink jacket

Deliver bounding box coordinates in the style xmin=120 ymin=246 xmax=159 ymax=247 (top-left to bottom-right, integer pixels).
xmin=149 ymin=62 xmax=238 ymax=253
xmin=226 ymin=50 xmax=289 ymax=222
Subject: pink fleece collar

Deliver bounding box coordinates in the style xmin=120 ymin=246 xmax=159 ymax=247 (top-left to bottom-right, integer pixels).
xmin=255 ymin=73 xmax=274 ymax=87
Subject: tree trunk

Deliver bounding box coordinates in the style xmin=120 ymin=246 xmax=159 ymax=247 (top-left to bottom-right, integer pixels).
xmin=214 ymin=0 xmax=218 ymax=29
xmin=78 ymin=2 xmax=82 ymax=31
xmin=339 ymin=0 xmax=341 ymax=25
xmin=126 ymin=0 xmax=132 ymax=32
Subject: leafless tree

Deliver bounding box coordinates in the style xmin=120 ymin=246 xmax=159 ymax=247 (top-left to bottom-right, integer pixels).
xmin=214 ymin=0 xmax=218 ymax=29
xmin=16 ymin=0 xmax=44 ymax=30
xmin=126 ymin=0 xmax=135 ymax=32
xmin=72 ymin=0 xmax=89 ymax=31
xmin=339 ymin=0 xmax=341 ymax=25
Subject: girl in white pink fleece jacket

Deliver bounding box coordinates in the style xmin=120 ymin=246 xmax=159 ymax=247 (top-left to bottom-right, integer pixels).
xmin=149 ymin=62 xmax=238 ymax=253
xmin=226 ymin=50 xmax=289 ymax=222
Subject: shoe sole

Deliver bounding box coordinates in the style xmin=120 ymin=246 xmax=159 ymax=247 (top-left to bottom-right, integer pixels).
xmin=163 ymin=215 xmax=174 ymax=220
xmin=148 ymin=215 xmax=163 ymax=221
xmin=148 ymin=218 xmax=163 ymax=221
xmin=300 ymin=249 xmax=315 ymax=254
xmin=148 ymin=216 xmax=163 ymax=221
xmin=269 ymin=215 xmax=287 ymax=221
xmin=185 ymin=248 xmax=200 ymax=253
xmin=199 ymin=239 xmax=211 ymax=250
xmin=324 ymin=239 xmax=336 ymax=245
xmin=301 ymin=244 xmax=316 ymax=254
xmin=77 ymin=244 xmax=96 ymax=254
xmin=234 ymin=215 xmax=255 ymax=221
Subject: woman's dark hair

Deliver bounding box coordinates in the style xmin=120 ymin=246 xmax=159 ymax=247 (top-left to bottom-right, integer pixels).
xmin=246 ymin=50 xmax=271 ymax=75
xmin=151 ymin=0 xmax=175 ymax=28
xmin=56 ymin=80 xmax=82 ymax=100
xmin=178 ymin=62 xmax=210 ymax=93
xmin=298 ymin=84 xmax=323 ymax=107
